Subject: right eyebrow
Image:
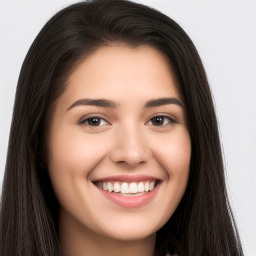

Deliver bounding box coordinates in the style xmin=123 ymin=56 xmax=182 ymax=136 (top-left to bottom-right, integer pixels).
xmin=66 ymin=98 xmax=119 ymax=111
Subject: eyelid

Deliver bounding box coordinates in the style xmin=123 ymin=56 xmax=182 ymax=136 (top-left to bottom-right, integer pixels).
xmin=146 ymin=113 xmax=177 ymax=126
xmin=78 ymin=114 xmax=110 ymax=126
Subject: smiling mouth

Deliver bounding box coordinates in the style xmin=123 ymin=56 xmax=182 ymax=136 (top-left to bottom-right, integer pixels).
xmin=95 ymin=180 xmax=158 ymax=196
xmin=93 ymin=177 xmax=161 ymax=208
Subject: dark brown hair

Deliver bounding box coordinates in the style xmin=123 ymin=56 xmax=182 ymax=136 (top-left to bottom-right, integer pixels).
xmin=0 ymin=0 xmax=243 ymax=255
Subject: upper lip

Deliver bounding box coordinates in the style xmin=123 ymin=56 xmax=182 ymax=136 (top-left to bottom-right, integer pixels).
xmin=92 ymin=174 xmax=161 ymax=183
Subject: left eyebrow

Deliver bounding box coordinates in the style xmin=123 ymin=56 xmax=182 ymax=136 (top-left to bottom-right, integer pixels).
xmin=144 ymin=97 xmax=183 ymax=108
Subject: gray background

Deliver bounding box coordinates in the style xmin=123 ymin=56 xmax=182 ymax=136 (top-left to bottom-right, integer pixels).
xmin=0 ymin=0 xmax=255 ymax=255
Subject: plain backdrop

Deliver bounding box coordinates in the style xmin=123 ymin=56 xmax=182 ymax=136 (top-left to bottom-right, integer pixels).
xmin=0 ymin=0 xmax=255 ymax=255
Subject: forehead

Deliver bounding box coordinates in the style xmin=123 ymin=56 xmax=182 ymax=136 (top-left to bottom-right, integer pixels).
xmin=57 ymin=45 xmax=182 ymax=108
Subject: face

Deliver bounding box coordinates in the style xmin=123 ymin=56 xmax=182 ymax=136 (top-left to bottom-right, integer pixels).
xmin=47 ymin=45 xmax=191 ymax=242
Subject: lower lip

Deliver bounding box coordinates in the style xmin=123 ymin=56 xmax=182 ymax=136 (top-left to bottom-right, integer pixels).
xmin=95 ymin=183 xmax=160 ymax=209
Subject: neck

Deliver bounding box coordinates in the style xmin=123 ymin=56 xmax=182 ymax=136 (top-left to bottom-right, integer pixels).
xmin=59 ymin=211 xmax=156 ymax=256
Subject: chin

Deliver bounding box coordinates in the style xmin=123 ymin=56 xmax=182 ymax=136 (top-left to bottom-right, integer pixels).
xmin=102 ymin=227 xmax=157 ymax=242
xmin=92 ymin=212 xmax=167 ymax=242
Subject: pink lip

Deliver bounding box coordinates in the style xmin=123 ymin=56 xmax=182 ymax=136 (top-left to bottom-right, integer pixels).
xmin=93 ymin=175 xmax=161 ymax=209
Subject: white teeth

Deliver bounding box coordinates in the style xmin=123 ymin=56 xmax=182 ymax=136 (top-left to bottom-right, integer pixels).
xmin=107 ymin=182 xmax=113 ymax=192
xmin=99 ymin=181 xmax=156 ymax=194
xmin=149 ymin=182 xmax=154 ymax=191
xmin=137 ymin=182 xmax=144 ymax=192
xmin=129 ymin=182 xmax=138 ymax=193
xmin=103 ymin=183 xmax=107 ymax=190
xmin=113 ymin=182 xmax=121 ymax=192
xmin=144 ymin=182 xmax=149 ymax=192
xmin=121 ymin=182 xmax=129 ymax=193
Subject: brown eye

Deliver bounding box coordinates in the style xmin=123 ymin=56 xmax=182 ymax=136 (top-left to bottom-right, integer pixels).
xmin=80 ymin=117 xmax=108 ymax=126
xmin=151 ymin=116 xmax=165 ymax=125
xmin=148 ymin=115 xmax=176 ymax=126
xmin=88 ymin=117 xmax=101 ymax=126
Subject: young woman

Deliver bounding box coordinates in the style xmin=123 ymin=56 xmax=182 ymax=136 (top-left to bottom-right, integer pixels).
xmin=0 ymin=0 xmax=243 ymax=255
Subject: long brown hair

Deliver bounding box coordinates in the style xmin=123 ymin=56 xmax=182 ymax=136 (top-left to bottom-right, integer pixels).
xmin=0 ymin=0 xmax=243 ymax=255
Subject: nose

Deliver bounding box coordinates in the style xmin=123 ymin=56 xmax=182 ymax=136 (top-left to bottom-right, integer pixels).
xmin=109 ymin=125 xmax=151 ymax=168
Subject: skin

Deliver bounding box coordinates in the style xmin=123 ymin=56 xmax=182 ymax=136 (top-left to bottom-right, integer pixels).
xmin=47 ymin=45 xmax=191 ymax=256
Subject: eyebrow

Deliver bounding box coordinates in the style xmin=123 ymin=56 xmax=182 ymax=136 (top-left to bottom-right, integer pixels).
xmin=144 ymin=97 xmax=183 ymax=108
xmin=67 ymin=97 xmax=183 ymax=111
xmin=67 ymin=98 xmax=119 ymax=111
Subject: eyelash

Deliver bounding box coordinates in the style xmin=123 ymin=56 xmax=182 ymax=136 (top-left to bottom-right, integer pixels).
xmin=78 ymin=114 xmax=177 ymax=127
xmin=147 ymin=115 xmax=177 ymax=126
xmin=78 ymin=115 xmax=109 ymax=127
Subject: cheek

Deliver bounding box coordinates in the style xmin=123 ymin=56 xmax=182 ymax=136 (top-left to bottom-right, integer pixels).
xmin=47 ymin=126 xmax=108 ymax=204
xmin=151 ymin=128 xmax=191 ymax=219
xmin=165 ymin=131 xmax=191 ymax=195
xmin=153 ymin=128 xmax=191 ymax=177
xmin=48 ymin=127 xmax=107 ymax=175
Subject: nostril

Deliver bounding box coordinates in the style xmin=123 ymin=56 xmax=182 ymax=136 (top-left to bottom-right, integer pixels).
xmin=110 ymin=146 xmax=151 ymax=168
